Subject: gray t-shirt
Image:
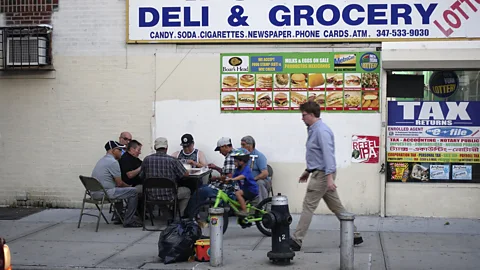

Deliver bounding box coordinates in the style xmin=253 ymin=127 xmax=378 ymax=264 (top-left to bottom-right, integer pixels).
xmin=91 ymin=154 xmax=121 ymax=190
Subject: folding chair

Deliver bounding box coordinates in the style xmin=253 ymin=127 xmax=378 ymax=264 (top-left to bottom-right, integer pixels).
xmin=142 ymin=177 xmax=181 ymax=231
xmin=77 ymin=175 xmax=124 ymax=232
xmin=267 ymin=164 xmax=274 ymax=197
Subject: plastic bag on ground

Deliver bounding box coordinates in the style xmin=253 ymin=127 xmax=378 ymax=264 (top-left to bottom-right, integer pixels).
xmin=158 ymin=219 xmax=202 ymax=264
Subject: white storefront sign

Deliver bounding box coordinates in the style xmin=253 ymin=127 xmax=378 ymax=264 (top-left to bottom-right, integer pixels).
xmin=127 ymin=0 xmax=480 ymax=43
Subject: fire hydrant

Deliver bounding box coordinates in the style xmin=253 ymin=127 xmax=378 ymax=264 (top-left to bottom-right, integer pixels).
xmin=261 ymin=193 xmax=295 ymax=265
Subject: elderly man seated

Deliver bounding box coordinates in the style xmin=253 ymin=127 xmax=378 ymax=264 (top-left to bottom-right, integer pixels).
xmin=141 ymin=137 xmax=191 ymax=217
xmin=91 ymin=141 xmax=142 ymax=228
xmin=241 ymin=135 xmax=271 ymax=201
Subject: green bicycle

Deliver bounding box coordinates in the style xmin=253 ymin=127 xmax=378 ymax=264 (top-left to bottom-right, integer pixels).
xmin=190 ymin=182 xmax=272 ymax=237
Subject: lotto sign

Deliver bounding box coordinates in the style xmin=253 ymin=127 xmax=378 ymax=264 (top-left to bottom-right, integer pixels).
xmin=352 ymin=135 xmax=380 ymax=163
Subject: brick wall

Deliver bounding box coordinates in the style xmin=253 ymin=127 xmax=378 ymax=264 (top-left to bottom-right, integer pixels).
xmin=0 ymin=0 xmax=58 ymax=25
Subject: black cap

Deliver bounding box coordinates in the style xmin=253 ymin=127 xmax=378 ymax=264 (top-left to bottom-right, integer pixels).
xmin=104 ymin=140 xmax=126 ymax=151
xmin=180 ymin=134 xmax=194 ymax=146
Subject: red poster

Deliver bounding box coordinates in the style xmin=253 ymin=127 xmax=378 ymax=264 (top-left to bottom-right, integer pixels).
xmin=351 ymin=135 xmax=380 ymax=163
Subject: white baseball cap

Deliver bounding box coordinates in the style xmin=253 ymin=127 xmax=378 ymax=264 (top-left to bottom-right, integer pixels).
xmin=154 ymin=137 xmax=168 ymax=149
xmin=214 ymin=137 xmax=232 ymax=151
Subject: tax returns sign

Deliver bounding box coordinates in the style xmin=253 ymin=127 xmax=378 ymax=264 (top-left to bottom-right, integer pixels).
xmin=127 ymin=0 xmax=480 ymax=43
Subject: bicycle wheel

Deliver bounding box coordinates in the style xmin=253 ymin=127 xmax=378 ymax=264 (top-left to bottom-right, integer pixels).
xmin=191 ymin=200 xmax=229 ymax=237
xmin=255 ymin=197 xmax=272 ymax=237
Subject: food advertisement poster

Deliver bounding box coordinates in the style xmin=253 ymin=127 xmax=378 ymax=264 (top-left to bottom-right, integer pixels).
xmin=220 ymin=52 xmax=380 ymax=112
xmin=351 ymin=135 xmax=379 ymax=164
xmin=387 ymin=101 xmax=480 ymax=163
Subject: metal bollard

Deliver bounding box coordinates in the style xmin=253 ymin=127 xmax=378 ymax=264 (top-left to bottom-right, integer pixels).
xmin=209 ymin=207 xmax=224 ymax=267
xmin=339 ymin=212 xmax=355 ymax=270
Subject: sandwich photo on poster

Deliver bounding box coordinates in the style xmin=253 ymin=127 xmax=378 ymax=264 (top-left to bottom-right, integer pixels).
xmin=290 ymin=91 xmax=308 ymax=110
xmin=255 ymin=92 xmax=272 ymax=110
xmin=290 ymin=73 xmax=308 ymax=90
xmin=344 ymin=73 xmax=362 ymax=90
xmin=344 ymin=91 xmax=362 ymax=111
xmin=326 ymin=91 xmax=343 ymax=111
xmin=362 ymin=91 xmax=379 ymax=111
xmin=222 ymin=74 xmax=238 ymax=91
xmin=238 ymin=93 xmax=255 ymax=111
xmin=308 ymin=73 xmax=326 ymax=89
xmin=362 ymin=73 xmax=380 ymax=90
xmin=273 ymin=92 xmax=289 ymax=111
xmin=221 ymin=92 xmax=237 ymax=111
xmin=239 ymin=74 xmax=255 ymax=89
xmin=326 ymin=73 xmax=344 ymax=90
xmin=256 ymin=74 xmax=273 ymax=90
xmin=274 ymin=73 xmax=290 ymax=90
xmin=308 ymin=91 xmax=326 ymax=109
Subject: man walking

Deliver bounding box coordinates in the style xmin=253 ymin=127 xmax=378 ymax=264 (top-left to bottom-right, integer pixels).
xmin=290 ymin=101 xmax=363 ymax=251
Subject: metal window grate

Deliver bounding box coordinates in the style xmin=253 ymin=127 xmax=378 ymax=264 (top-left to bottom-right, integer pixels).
xmin=0 ymin=25 xmax=52 ymax=70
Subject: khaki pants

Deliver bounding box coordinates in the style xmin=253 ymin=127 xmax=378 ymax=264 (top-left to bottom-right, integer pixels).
xmin=293 ymin=170 xmax=357 ymax=245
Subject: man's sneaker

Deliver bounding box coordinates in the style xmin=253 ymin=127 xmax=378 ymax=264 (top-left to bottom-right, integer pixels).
xmin=289 ymin=238 xmax=301 ymax=251
xmin=354 ymin=236 xmax=364 ymax=246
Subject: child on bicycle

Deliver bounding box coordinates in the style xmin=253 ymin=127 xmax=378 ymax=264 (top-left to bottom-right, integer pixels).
xmin=227 ymin=148 xmax=259 ymax=217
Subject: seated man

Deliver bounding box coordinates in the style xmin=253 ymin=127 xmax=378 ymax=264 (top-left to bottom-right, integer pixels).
xmin=227 ymin=148 xmax=259 ymax=216
xmin=208 ymin=137 xmax=235 ymax=180
xmin=119 ymin=139 xmax=144 ymax=215
xmin=171 ymin=133 xmax=208 ymax=193
xmin=91 ymin=140 xmax=142 ymax=228
xmin=171 ymin=133 xmax=207 ymax=168
xmin=241 ymin=136 xmax=270 ymax=201
xmin=118 ymin=131 xmax=133 ymax=155
xmin=186 ymin=137 xmax=235 ymax=216
xmin=119 ymin=139 xmax=143 ymax=192
xmin=141 ymin=137 xmax=191 ymax=217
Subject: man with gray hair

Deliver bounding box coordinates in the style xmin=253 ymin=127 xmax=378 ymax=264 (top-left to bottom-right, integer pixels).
xmin=141 ymin=137 xmax=191 ymax=217
xmin=241 ymin=135 xmax=270 ymax=201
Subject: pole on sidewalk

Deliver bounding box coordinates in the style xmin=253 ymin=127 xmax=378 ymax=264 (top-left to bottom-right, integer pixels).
xmin=339 ymin=212 xmax=355 ymax=270
xmin=209 ymin=207 xmax=224 ymax=267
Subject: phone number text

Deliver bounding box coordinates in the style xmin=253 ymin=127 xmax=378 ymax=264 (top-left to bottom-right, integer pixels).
xmin=376 ymin=29 xmax=430 ymax=37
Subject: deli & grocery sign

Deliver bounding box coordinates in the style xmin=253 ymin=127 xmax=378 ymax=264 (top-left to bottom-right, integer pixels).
xmin=127 ymin=0 xmax=480 ymax=43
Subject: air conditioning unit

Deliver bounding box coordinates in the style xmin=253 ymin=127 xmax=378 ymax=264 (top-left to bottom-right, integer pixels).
xmin=6 ymin=36 xmax=47 ymax=66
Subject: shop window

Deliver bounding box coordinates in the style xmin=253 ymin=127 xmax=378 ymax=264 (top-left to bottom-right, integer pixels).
xmin=386 ymin=70 xmax=480 ymax=183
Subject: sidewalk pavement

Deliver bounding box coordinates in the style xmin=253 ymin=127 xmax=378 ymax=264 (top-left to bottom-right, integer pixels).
xmin=1 ymin=208 xmax=480 ymax=270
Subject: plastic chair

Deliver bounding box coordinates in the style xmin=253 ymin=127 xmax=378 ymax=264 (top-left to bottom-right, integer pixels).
xmin=142 ymin=177 xmax=181 ymax=231
xmin=77 ymin=175 xmax=124 ymax=232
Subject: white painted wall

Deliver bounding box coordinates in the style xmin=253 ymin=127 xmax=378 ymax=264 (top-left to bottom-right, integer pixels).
xmin=153 ymin=45 xmax=383 ymax=215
